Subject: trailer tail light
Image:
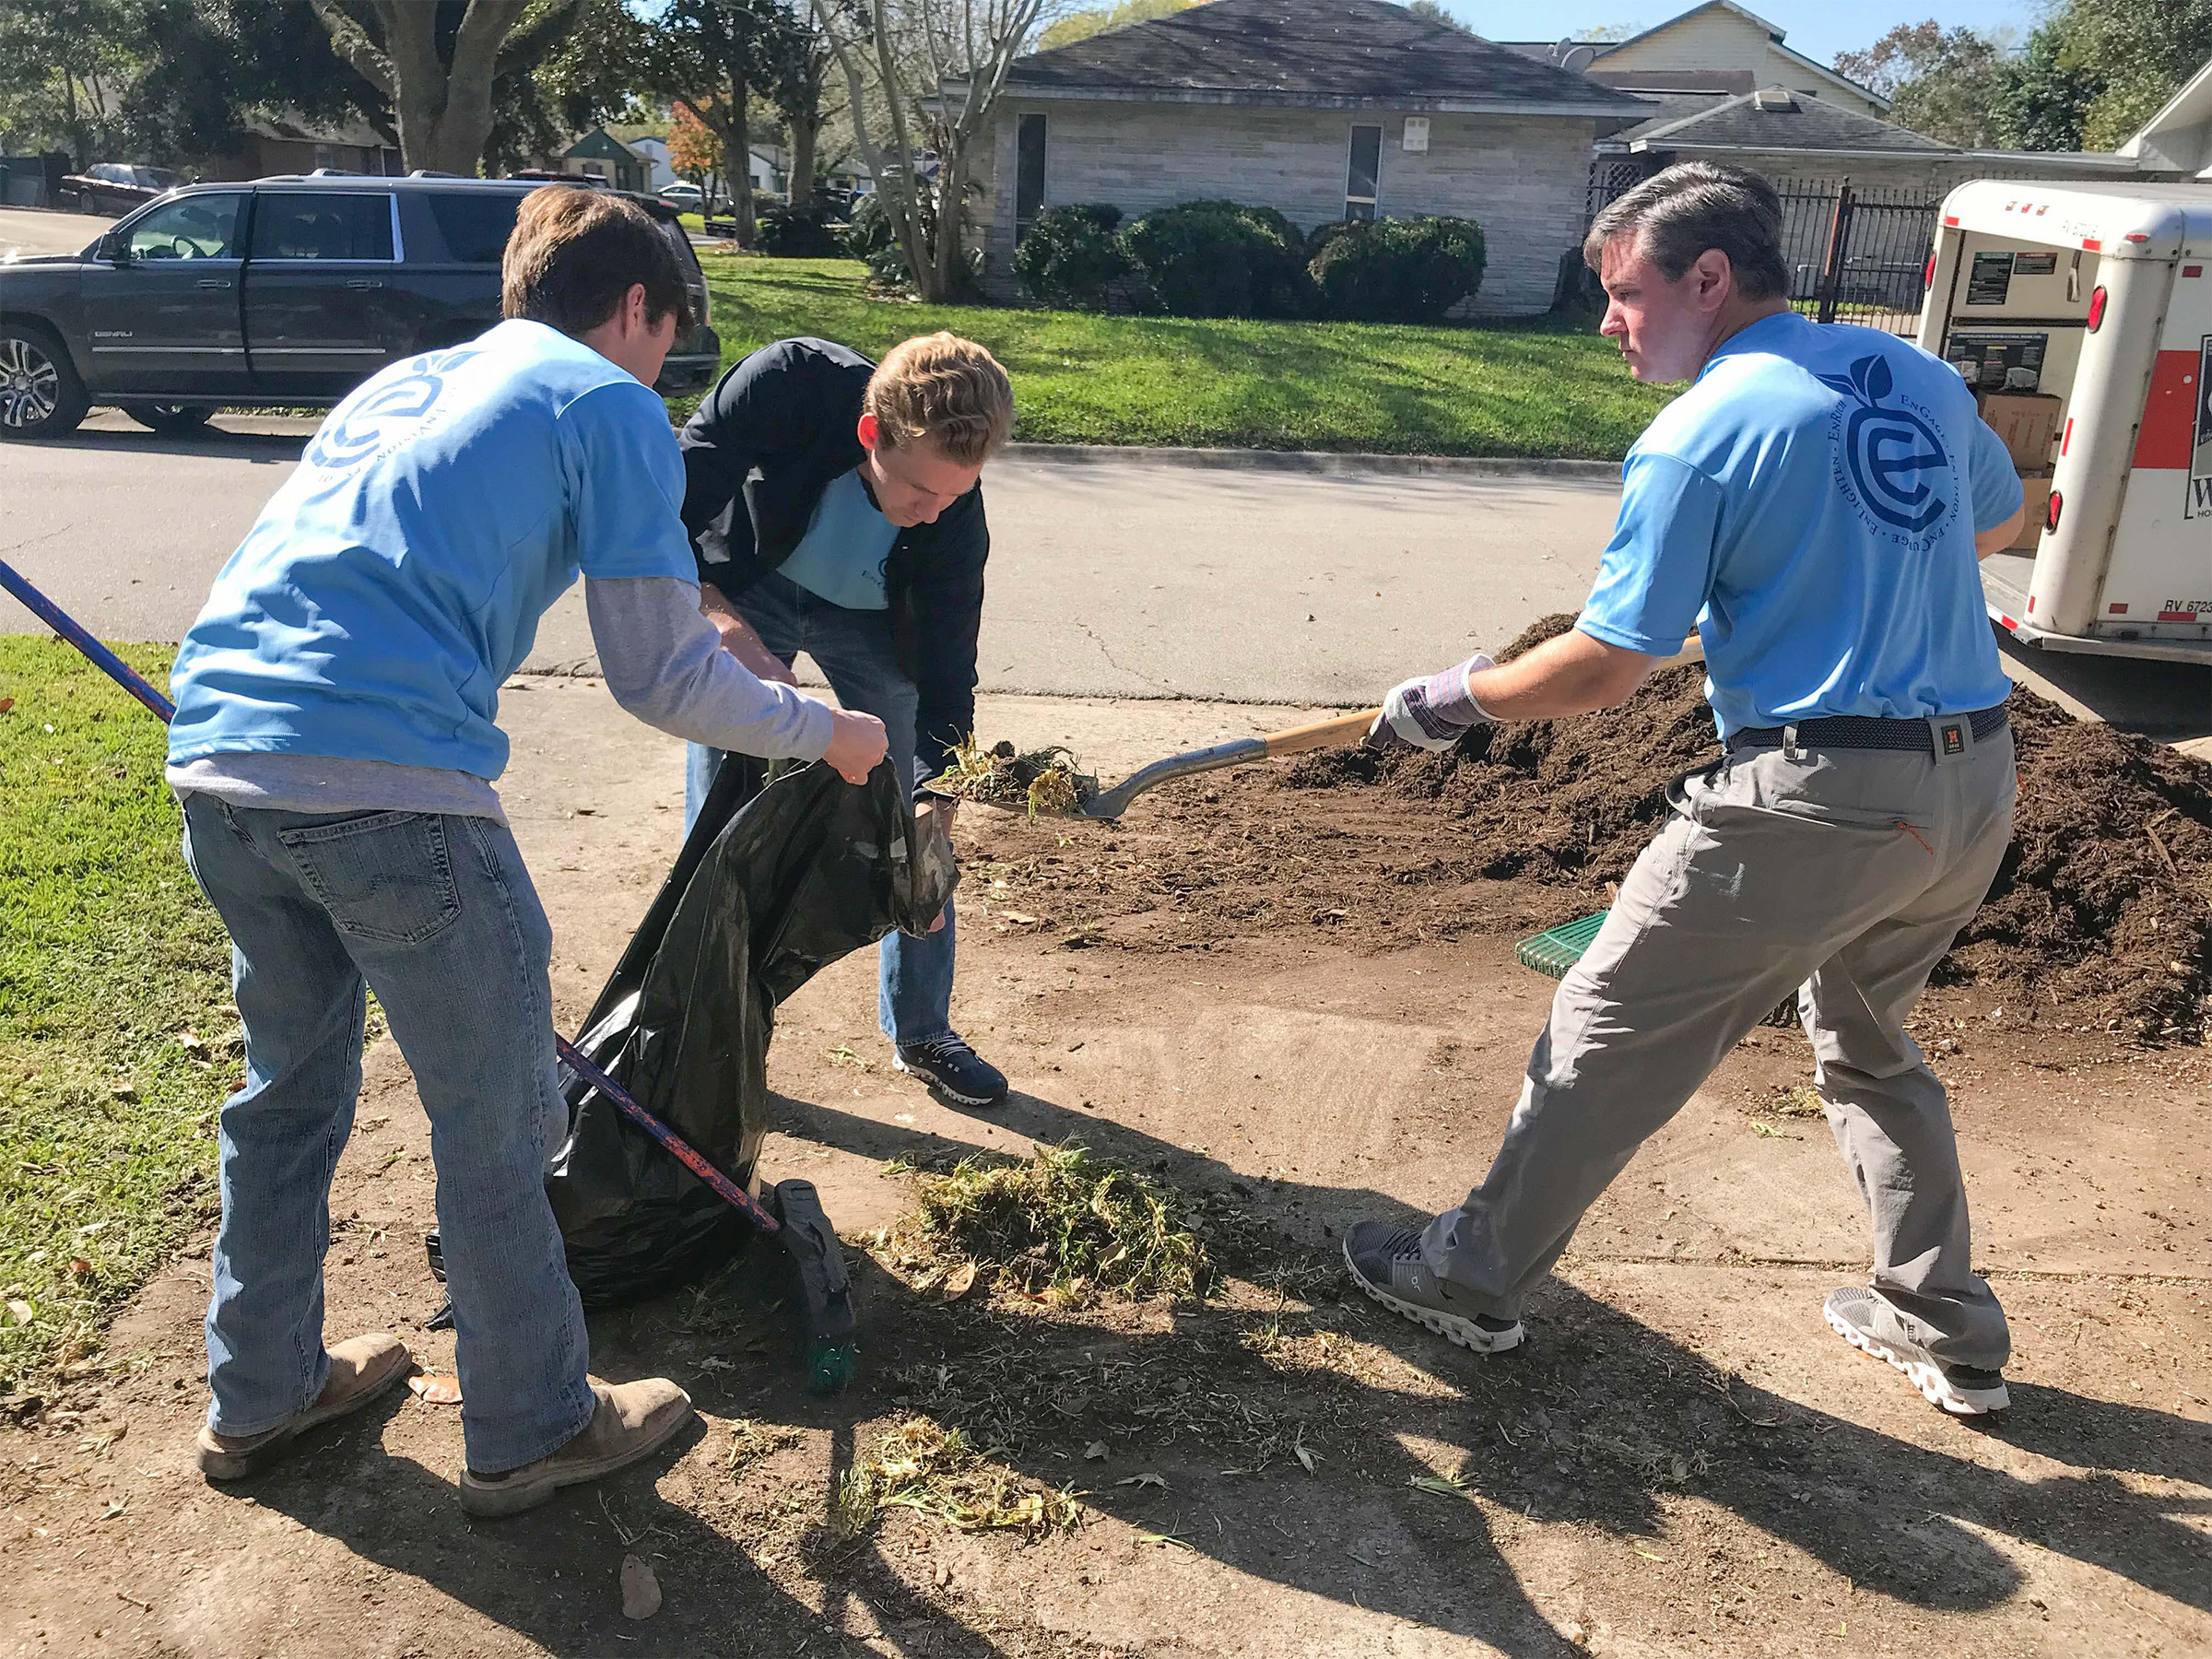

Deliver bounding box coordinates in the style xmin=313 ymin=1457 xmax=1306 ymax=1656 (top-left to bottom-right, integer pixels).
xmin=2087 ymin=286 xmax=2108 ymax=332
xmin=1924 ymin=252 xmax=1937 ymax=290
xmin=2046 ymin=489 xmax=2063 ymax=534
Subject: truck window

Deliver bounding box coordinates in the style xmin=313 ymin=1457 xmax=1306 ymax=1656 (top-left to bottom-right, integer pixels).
xmin=250 ymin=193 xmax=396 ymax=261
xmin=126 ymin=194 xmax=245 ymax=259
xmin=424 ymin=192 xmax=524 ymax=264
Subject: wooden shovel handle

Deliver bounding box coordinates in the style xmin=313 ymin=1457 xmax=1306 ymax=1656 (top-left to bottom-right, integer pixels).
xmin=1261 ymin=708 xmax=1383 ymax=758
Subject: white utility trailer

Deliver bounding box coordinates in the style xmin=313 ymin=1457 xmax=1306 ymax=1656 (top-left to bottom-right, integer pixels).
xmin=1920 ymin=180 xmax=2212 ymax=664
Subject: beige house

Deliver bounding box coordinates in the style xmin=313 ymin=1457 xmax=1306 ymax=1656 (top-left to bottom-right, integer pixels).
xmin=2119 ymin=59 xmax=2212 ymax=181
xmin=975 ymin=0 xmax=1649 ymax=315
xmin=1500 ymin=2 xmax=1889 ymax=122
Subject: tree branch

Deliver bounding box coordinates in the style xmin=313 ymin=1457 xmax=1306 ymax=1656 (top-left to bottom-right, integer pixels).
xmin=307 ymin=0 xmax=396 ymax=100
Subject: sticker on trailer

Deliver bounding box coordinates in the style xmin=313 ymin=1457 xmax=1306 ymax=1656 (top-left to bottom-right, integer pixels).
xmin=2011 ymin=252 xmax=2059 ymax=276
xmin=1946 ymin=330 xmax=2049 ymax=393
xmin=1966 ymin=252 xmax=2014 ymax=306
xmin=2194 ymin=334 xmax=2212 ymax=521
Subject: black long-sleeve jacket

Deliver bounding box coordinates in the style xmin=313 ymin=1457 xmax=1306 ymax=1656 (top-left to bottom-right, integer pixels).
xmin=677 ymin=336 xmax=987 ymax=784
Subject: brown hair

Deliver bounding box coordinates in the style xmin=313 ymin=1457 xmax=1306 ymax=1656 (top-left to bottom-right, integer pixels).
xmin=1583 ymin=160 xmax=1791 ymax=303
xmin=501 ymin=185 xmax=693 ymax=337
xmin=863 ymin=333 xmax=1015 ymax=466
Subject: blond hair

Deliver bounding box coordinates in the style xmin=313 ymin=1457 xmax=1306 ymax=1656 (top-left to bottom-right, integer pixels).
xmin=863 ymin=333 xmax=1014 ymax=466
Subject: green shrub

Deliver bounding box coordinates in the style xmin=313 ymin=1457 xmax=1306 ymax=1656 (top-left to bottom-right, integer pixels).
xmin=1310 ymin=215 xmax=1488 ymax=324
xmin=1303 ymin=218 xmax=1359 ymax=262
xmin=1122 ymin=199 xmax=1317 ymax=319
xmin=756 ymin=201 xmax=844 ymax=257
xmin=841 ymin=188 xmax=982 ymax=296
xmin=1013 ymin=203 xmax=1136 ymax=309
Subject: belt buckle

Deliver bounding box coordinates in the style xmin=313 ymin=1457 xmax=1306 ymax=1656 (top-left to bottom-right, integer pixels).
xmin=1928 ymin=714 xmax=1972 ymax=763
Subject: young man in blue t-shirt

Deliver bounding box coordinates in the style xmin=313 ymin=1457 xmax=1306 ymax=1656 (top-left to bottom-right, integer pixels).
xmin=167 ymin=187 xmax=888 ymax=1513
xmin=1345 ymin=163 xmax=2029 ymax=1417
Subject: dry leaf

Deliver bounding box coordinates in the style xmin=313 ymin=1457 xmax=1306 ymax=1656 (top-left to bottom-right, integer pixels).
xmin=1294 ymin=1444 xmax=1317 ymax=1474
xmin=6 ymin=1300 xmax=31 ymax=1326
xmin=0 ymin=698 xmax=13 ymax=714
xmin=1083 ymin=1441 xmax=1109 ymax=1461
xmin=1115 ymin=1471 xmax=1169 ymax=1490
xmin=620 ymin=1554 xmax=661 ymax=1619
xmin=406 ymin=1372 xmax=463 ymax=1406
xmin=176 ymin=1030 xmax=204 ymax=1053
xmin=941 ymin=1262 xmax=978 ymax=1300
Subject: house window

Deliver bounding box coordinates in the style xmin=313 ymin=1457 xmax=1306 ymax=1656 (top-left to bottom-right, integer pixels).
xmin=1345 ymin=124 xmax=1382 ymax=221
xmin=1015 ymin=113 xmax=1047 ymax=241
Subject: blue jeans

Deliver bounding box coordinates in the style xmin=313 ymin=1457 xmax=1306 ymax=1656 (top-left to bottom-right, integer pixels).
xmin=180 ymin=795 xmax=594 ymax=1474
xmin=685 ymin=571 xmax=958 ymax=1046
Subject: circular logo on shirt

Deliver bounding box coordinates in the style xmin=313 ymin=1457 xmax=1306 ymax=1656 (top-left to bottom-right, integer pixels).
xmin=1821 ymin=353 xmax=1953 ymax=542
xmin=304 ymin=347 xmax=481 ymax=474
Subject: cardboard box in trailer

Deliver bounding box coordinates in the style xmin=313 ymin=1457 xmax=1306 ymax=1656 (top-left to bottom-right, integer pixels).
xmin=1918 ymin=181 xmax=2212 ymax=665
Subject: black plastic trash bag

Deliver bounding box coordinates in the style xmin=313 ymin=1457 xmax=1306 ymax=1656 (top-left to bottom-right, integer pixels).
xmin=546 ymin=755 xmax=958 ymax=1308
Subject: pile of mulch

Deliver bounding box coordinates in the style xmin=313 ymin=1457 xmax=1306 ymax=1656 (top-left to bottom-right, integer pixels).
xmin=1281 ymin=615 xmax=2212 ymax=1042
xmin=969 ymin=616 xmax=2207 ymax=1041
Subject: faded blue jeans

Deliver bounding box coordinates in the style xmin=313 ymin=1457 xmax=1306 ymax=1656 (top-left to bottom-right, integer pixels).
xmin=180 ymin=794 xmax=594 ymax=1474
xmin=684 ymin=570 xmax=959 ymax=1046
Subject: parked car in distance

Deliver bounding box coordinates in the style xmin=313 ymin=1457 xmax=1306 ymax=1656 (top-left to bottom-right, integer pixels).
xmin=61 ymin=163 xmax=186 ymax=215
xmin=0 ymin=174 xmax=722 ymax=439
xmin=658 ymin=181 xmax=704 ymax=210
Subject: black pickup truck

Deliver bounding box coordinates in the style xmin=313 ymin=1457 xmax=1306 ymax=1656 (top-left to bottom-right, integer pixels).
xmin=0 ymin=174 xmax=723 ymax=439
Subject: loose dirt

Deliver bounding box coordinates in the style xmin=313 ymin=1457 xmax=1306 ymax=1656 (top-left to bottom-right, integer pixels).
xmin=974 ymin=617 xmax=2212 ymax=1043
xmin=2 ymin=682 xmax=2205 ymax=1659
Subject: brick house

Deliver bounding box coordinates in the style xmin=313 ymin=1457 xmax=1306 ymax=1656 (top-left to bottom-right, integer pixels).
xmin=975 ymin=0 xmax=1647 ymax=315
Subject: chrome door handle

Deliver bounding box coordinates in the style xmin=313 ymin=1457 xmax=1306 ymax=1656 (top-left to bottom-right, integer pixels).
xmin=197 ymin=278 xmax=232 ymax=289
xmin=346 ymin=278 xmax=384 ymax=290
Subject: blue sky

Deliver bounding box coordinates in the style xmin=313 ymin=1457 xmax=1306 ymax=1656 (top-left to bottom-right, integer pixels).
xmin=1447 ymin=0 xmax=2044 ymax=71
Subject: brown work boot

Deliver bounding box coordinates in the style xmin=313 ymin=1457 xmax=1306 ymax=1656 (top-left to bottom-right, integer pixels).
xmin=457 ymin=1377 xmax=693 ymax=1519
xmin=197 ymin=1333 xmax=414 ymax=1482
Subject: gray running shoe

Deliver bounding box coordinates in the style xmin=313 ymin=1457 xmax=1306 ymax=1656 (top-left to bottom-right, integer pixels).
xmin=1343 ymin=1221 xmax=1524 ymax=1353
xmin=1825 ymin=1287 xmax=2008 ymax=1416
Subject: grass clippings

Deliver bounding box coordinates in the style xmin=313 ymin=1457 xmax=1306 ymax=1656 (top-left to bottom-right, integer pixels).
xmin=0 ymin=639 xmax=234 ymax=1394
xmin=931 ymin=737 xmax=1100 ymax=819
xmin=877 ymin=1141 xmax=1208 ymax=1302
xmin=831 ymin=1417 xmax=1080 ymax=1537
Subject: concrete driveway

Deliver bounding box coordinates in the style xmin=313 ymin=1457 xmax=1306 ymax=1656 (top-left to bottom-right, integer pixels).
xmin=0 ymin=204 xmax=108 ymax=261
xmin=0 ymin=416 xmax=1618 ymax=706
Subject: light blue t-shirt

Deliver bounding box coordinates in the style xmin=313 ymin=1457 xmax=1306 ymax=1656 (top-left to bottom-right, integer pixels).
xmin=168 ymin=320 xmax=696 ymax=780
xmin=777 ymin=466 xmax=898 ymax=611
xmin=1578 ymin=312 xmax=2019 ymax=738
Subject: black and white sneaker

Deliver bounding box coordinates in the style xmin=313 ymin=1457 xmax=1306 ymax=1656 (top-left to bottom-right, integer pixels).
xmin=1825 ymin=1287 xmax=2009 ymax=1416
xmin=1343 ymin=1220 xmax=1524 ymax=1353
xmin=893 ymin=1034 xmax=1007 ymax=1108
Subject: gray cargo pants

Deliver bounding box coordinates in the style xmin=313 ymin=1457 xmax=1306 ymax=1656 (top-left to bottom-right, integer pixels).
xmin=1425 ymin=722 xmax=2017 ymax=1371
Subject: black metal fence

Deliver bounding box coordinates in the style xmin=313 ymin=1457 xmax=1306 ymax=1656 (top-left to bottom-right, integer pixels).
xmin=1588 ymin=167 xmax=1943 ymax=337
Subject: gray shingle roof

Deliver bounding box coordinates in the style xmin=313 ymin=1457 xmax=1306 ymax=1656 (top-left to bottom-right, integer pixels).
xmin=1005 ymin=0 xmax=1649 ymax=112
xmin=1620 ymin=88 xmax=1955 ymax=154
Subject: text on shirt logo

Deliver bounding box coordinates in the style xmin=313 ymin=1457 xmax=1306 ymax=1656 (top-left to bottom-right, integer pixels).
xmin=1819 ymin=353 xmax=1953 ymax=542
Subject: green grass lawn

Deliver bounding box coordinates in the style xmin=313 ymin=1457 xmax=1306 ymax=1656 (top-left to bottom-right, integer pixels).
xmin=0 ymin=640 xmax=234 ymax=1393
xmin=692 ymin=253 xmax=1670 ymax=461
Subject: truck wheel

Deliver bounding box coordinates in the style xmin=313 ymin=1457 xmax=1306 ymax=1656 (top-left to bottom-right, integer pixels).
xmin=126 ymin=403 xmax=215 ymax=434
xmin=0 ymin=324 xmax=88 ymax=440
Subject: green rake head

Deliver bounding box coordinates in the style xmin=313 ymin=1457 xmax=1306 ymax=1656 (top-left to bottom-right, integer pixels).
xmin=1515 ymin=911 xmax=1799 ymax=1029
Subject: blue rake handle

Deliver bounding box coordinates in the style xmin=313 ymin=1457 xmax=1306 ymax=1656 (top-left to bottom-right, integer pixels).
xmin=0 ymin=555 xmax=780 ymax=1237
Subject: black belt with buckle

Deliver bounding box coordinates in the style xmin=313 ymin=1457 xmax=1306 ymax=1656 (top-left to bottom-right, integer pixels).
xmin=1727 ymin=703 xmax=2009 ymax=759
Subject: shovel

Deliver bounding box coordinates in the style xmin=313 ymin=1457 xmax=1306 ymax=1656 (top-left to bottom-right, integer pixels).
xmin=930 ymin=707 xmax=1382 ymax=822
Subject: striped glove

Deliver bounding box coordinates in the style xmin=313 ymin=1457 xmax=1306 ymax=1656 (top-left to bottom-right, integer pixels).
xmin=1365 ymin=653 xmax=1498 ymax=753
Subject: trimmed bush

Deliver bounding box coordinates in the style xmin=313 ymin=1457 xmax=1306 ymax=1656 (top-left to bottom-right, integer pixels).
xmin=1303 ymin=218 xmax=1359 ymax=262
xmin=1122 ymin=200 xmax=1317 ymax=319
xmin=1309 ymin=215 xmax=1488 ymax=324
xmin=756 ymin=202 xmax=845 ymax=257
xmin=1013 ymin=204 xmax=1136 ymax=309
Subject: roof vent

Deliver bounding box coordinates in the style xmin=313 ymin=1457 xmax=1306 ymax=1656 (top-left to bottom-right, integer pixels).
xmin=1753 ymin=88 xmax=1798 ymax=112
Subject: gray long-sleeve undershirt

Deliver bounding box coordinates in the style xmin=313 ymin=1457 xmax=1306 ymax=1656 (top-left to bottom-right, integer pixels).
xmin=169 ymin=577 xmax=832 ymax=821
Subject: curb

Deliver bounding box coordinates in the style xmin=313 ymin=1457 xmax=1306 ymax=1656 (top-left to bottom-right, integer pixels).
xmin=1002 ymin=442 xmax=1623 ymax=481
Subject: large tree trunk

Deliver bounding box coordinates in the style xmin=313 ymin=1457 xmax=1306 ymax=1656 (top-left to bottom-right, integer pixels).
xmin=927 ymin=150 xmax=969 ymax=301
xmin=312 ymin=0 xmax=536 ymax=176
xmin=788 ymin=113 xmax=818 ymax=207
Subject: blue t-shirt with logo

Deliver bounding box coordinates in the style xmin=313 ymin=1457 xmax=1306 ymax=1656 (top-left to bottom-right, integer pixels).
xmin=169 ymin=319 xmax=696 ymax=780
xmin=777 ymin=466 xmax=898 ymax=611
xmin=1577 ymin=312 xmax=2020 ymax=738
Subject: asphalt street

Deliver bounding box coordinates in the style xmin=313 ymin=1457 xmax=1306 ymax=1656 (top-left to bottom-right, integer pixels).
xmin=4 ymin=413 xmax=2206 ymax=735
xmin=0 ymin=204 xmax=109 ymax=261
xmin=0 ymin=416 xmax=1616 ymax=706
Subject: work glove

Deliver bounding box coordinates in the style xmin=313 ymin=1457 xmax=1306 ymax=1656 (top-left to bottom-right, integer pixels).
xmin=1365 ymin=653 xmax=1498 ymax=753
